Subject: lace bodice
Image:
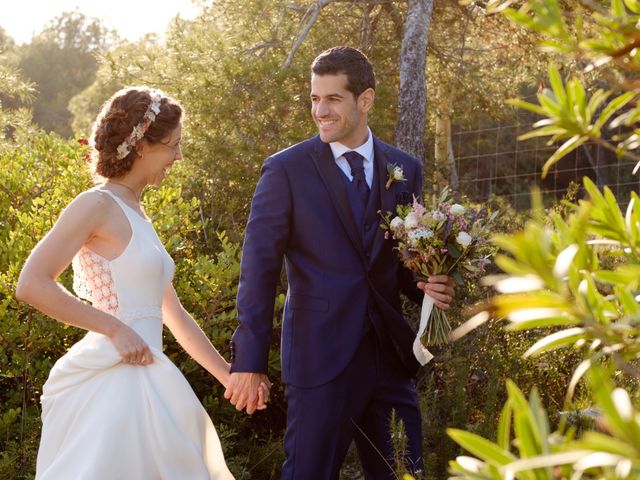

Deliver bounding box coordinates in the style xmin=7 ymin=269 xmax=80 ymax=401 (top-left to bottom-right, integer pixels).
xmin=72 ymin=247 xmax=119 ymax=316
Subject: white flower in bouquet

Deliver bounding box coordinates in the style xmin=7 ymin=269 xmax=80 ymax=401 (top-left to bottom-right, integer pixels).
xmin=450 ymin=204 xmax=466 ymax=216
xmin=389 ymin=216 xmax=404 ymax=232
xmin=456 ymin=231 xmax=473 ymax=248
xmin=408 ymin=228 xmax=434 ymax=246
xmin=404 ymin=212 xmax=420 ymax=230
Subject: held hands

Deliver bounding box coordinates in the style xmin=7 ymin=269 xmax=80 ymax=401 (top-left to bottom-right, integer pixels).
xmin=417 ymin=275 xmax=455 ymax=309
xmin=109 ymin=323 xmax=154 ymax=366
xmin=224 ymin=372 xmax=272 ymax=415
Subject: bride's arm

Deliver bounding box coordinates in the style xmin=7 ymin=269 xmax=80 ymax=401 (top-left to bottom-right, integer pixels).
xmin=162 ymin=285 xmax=270 ymax=406
xmin=16 ymin=191 xmax=152 ymax=365
xmin=161 ymin=285 xmax=233 ymax=388
xmin=17 ymin=191 xmax=120 ymax=335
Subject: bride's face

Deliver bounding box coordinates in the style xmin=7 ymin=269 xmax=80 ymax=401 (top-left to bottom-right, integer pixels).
xmin=139 ymin=123 xmax=183 ymax=186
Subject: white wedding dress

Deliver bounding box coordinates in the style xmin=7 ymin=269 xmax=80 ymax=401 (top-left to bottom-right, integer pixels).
xmin=35 ymin=189 xmax=233 ymax=479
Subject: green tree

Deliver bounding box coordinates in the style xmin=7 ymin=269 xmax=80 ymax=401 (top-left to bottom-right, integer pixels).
xmin=68 ymin=34 xmax=163 ymax=135
xmin=0 ymin=27 xmax=15 ymax=53
xmin=17 ymin=11 xmax=117 ymax=137
xmin=0 ymin=58 xmax=35 ymax=140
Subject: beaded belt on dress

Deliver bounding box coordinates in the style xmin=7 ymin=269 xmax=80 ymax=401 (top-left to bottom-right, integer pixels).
xmin=118 ymin=306 xmax=163 ymax=322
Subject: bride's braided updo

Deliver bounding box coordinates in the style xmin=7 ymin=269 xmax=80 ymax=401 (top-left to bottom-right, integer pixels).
xmin=90 ymin=86 xmax=183 ymax=178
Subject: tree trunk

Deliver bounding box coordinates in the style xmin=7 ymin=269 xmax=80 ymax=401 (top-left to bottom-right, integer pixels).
xmin=435 ymin=111 xmax=458 ymax=190
xmin=447 ymin=126 xmax=458 ymax=189
xmin=394 ymin=0 xmax=433 ymax=163
xmin=434 ymin=87 xmax=458 ymax=190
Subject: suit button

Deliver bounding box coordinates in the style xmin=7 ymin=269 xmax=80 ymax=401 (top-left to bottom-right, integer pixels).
xmin=364 ymin=223 xmax=371 ymax=231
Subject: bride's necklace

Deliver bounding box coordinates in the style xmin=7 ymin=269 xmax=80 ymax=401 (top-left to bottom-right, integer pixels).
xmin=107 ymin=180 xmax=141 ymax=204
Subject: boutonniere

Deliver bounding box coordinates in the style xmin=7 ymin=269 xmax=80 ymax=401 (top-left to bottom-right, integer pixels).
xmin=385 ymin=163 xmax=407 ymax=190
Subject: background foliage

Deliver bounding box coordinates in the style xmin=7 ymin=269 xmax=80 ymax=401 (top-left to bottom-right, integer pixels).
xmin=2 ymin=0 xmax=628 ymax=478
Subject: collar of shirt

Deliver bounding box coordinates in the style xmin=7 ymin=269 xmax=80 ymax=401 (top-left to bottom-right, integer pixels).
xmin=329 ymin=127 xmax=374 ymax=187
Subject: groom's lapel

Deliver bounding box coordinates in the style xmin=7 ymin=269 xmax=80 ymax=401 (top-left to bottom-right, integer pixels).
xmin=370 ymin=138 xmax=397 ymax=263
xmin=310 ymin=137 xmax=367 ymax=264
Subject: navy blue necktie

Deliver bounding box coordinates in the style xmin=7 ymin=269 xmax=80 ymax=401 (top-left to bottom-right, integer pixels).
xmin=343 ymin=151 xmax=370 ymax=206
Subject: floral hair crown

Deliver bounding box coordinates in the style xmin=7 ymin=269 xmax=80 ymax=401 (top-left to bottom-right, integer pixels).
xmin=115 ymin=89 xmax=163 ymax=160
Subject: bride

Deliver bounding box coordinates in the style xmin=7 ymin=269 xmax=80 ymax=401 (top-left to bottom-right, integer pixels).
xmin=16 ymin=86 xmax=267 ymax=479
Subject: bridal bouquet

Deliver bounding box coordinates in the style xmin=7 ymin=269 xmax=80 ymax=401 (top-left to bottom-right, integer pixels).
xmin=381 ymin=188 xmax=495 ymax=364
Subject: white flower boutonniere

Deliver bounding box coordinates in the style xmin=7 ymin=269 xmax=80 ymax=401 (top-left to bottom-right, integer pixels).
xmin=385 ymin=163 xmax=407 ymax=190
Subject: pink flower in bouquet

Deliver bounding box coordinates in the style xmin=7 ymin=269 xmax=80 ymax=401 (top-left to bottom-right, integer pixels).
xmin=432 ymin=211 xmax=446 ymax=222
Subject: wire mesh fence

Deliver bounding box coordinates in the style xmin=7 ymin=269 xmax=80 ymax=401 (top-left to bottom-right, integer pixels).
xmin=451 ymin=121 xmax=640 ymax=209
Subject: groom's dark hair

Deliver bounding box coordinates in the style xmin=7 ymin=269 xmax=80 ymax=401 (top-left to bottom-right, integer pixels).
xmin=311 ymin=46 xmax=375 ymax=99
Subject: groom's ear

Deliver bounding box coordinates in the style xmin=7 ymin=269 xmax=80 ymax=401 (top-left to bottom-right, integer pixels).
xmin=359 ymin=88 xmax=375 ymax=113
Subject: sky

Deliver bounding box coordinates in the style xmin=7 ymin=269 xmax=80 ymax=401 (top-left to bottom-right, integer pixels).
xmin=0 ymin=0 xmax=202 ymax=45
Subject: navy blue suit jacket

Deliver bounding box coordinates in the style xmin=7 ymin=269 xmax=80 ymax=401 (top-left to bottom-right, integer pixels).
xmin=231 ymin=134 xmax=424 ymax=387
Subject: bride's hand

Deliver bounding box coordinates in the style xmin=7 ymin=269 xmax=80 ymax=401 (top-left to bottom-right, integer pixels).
xmin=109 ymin=323 xmax=154 ymax=366
xmin=256 ymin=380 xmax=272 ymax=411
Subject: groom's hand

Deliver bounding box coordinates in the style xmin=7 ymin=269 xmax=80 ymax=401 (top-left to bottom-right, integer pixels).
xmin=417 ymin=275 xmax=455 ymax=309
xmin=224 ymin=372 xmax=270 ymax=415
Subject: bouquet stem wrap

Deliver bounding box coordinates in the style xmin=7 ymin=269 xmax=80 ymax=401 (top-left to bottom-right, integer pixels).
xmin=413 ymin=292 xmax=435 ymax=365
xmin=413 ymin=291 xmax=452 ymax=365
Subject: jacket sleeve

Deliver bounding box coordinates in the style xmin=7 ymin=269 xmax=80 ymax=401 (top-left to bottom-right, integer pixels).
xmin=398 ymin=159 xmax=425 ymax=305
xmin=230 ymin=156 xmax=291 ymax=373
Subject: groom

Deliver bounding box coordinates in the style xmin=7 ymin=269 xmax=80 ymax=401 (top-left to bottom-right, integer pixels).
xmin=226 ymin=47 xmax=454 ymax=478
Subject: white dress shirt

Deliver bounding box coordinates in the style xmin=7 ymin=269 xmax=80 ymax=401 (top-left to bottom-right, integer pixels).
xmin=329 ymin=127 xmax=374 ymax=188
